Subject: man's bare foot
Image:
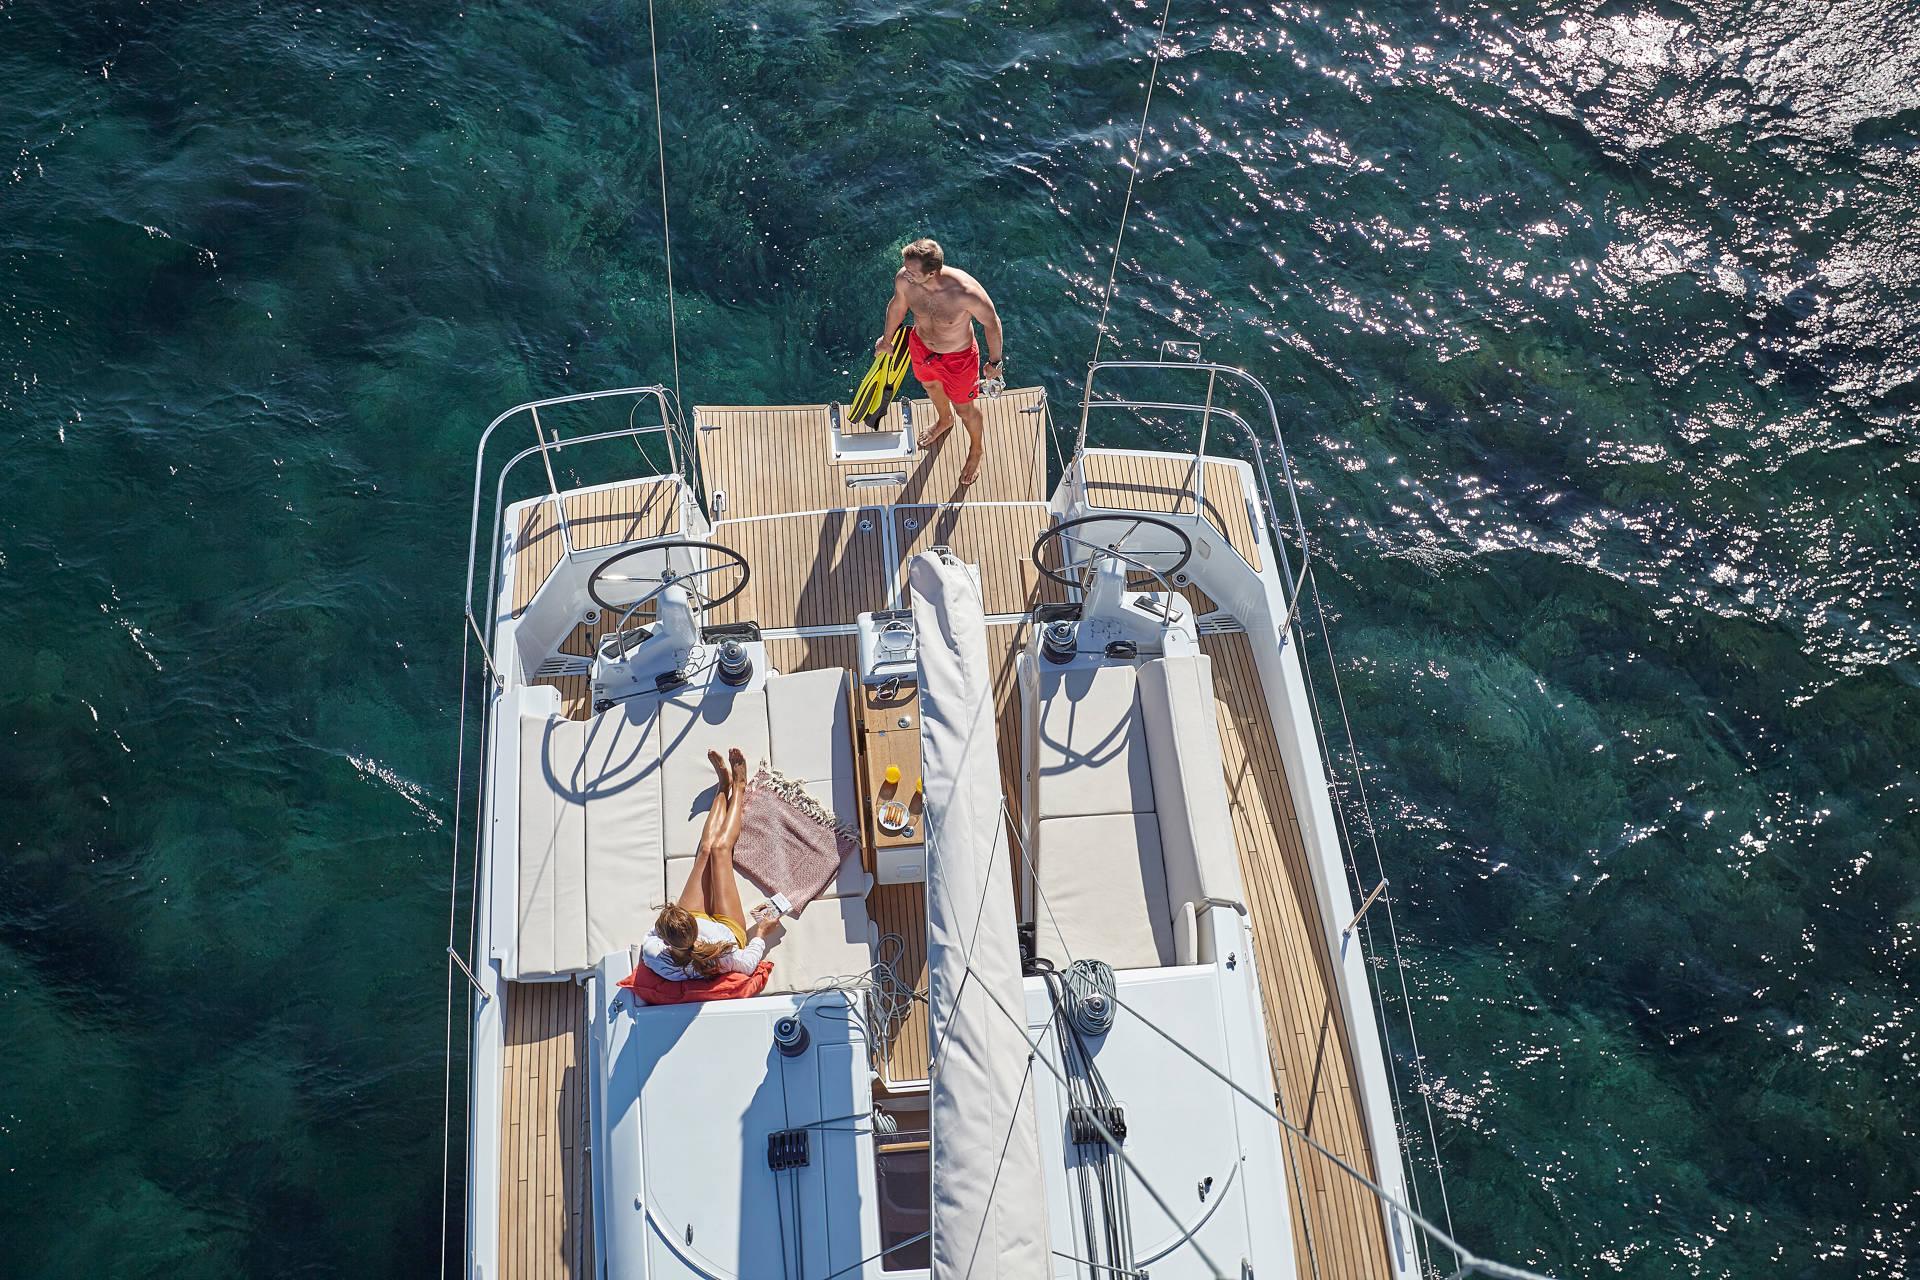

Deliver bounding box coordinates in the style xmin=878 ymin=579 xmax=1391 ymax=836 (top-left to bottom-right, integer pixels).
xmin=959 ymin=449 xmax=984 ymax=486
xmin=729 ymin=747 xmax=749 ymax=788
xmin=708 ymin=750 xmax=731 ymax=794
xmin=922 ymin=417 xmax=957 ymax=449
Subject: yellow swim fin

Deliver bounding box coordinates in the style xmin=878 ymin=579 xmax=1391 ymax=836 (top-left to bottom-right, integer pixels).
xmin=849 ymin=326 xmax=913 ymax=428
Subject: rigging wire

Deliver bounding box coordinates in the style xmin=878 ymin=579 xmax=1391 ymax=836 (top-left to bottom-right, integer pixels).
xmin=958 ymin=953 xmax=1237 ymax=1279
xmin=645 ymin=0 xmax=685 ymax=420
xmin=1301 ymin=555 xmax=1461 ymax=1255
xmin=1009 ymin=801 xmax=1334 ymax=1275
xmin=1081 ymin=34 xmax=1459 ymax=1251
xmin=1276 ymin=546 xmax=1460 ymax=1270
xmin=1000 ymin=779 xmax=1546 ymax=1279
xmin=1090 ymin=0 xmax=1176 ymax=369
xmin=1095 ymin=979 xmax=1552 ymax=1280
xmin=436 ymin=620 xmax=473 ymax=1280
xmin=1277 ymin=561 xmax=1441 ymax=1274
xmin=1041 ymin=961 xmax=1138 ymax=1276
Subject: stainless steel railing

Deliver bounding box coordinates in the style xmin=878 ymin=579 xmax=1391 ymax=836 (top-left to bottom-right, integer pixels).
xmin=462 ymin=384 xmax=697 ymax=646
xmin=1073 ymin=357 xmax=1316 ymax=616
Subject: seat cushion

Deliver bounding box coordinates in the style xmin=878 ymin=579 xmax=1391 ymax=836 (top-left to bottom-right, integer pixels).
xmin=658 ymin=684 xmax=772 ymax=860
xmin=1136 ymin=656 xmax=1244 ymax=914
xmin=765 ymin=668 xmax=854 ymax=787
xmin=759 ymin=894 xmax=876 ymax=995
xmin=764 ymin=669 xmax=868 ymax=897
xmin=517 ymin=714 xmax=591 ymax=978
xmin=580 ymin=696 xmax=668 ymax=961
xmin=1032 ymin=812 xmax=1174 ymax=971
xmin=1034 ymin=663 xmax=1155 ymax=819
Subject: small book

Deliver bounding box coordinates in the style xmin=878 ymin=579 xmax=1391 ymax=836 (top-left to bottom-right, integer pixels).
xmin=751 ymin=893 xmax=792 ymax=924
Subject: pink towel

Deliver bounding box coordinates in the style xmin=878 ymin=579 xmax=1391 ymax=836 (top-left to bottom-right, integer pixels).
xmin=731 ymin=769 xmax=861 ymax=914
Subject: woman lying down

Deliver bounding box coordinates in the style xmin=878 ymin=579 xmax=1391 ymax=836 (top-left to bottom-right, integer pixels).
xmin=641 ymin=747 xmax=784 ymax=980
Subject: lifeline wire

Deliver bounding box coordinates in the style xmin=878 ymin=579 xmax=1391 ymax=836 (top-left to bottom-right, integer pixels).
xmin=1274 ymin=543 xmax=1460 ymax=1271
xmin=1091 ymin=0 xmax=1176 ymax=368
xmin=1000 ymin=767 xmax=1551 ymax=1278
xmin=437 ymin=619 xmax=471 ymax=1280
xmin=645 ymin=0 xmax=685 ymax=418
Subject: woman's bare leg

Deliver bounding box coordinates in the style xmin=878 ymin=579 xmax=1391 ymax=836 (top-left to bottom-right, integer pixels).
xmin=702 ymin=748 xmax=750 ymax=926
xmin=675 ymin=751 xmax=734 ymax=911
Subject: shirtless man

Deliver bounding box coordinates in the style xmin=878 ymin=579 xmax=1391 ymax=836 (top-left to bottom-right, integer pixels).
xmin=874 ymin=238 xmax=1005 ymax=487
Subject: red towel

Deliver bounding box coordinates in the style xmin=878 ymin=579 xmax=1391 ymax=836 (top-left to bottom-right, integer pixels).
xmin=618 ymin=959 xmax=773 ymax=1005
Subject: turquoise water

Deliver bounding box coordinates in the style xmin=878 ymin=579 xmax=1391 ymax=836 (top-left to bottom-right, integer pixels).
xmin=2 ymin=1 xmax=1915 ymax=1276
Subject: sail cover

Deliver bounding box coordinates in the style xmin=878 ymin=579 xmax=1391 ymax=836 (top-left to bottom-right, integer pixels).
xmin=909 ymin=552 xmax=1050 ymax=1278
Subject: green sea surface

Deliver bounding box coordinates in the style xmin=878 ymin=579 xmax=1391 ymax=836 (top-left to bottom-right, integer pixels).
xmin=2 ymin=1 xmax=1916 ymax=1276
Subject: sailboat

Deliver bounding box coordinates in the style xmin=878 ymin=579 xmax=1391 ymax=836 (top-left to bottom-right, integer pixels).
xmin=438 ymin=357 xmax=1545 ymax=1279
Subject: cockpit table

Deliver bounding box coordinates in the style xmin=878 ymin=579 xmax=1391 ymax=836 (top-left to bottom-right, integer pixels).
xmin=858 ymin=680 xmax=926 ymax=884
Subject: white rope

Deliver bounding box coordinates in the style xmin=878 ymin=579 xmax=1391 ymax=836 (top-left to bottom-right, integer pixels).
xmin=1090 ymin=0 xmax=1176 ymax=368
xmin=645 ymin=0 xmax=685 ymax=418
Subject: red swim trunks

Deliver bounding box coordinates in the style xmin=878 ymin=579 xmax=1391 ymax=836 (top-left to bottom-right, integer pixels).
xmin=907 ymin=329 xmax=980 ymax=405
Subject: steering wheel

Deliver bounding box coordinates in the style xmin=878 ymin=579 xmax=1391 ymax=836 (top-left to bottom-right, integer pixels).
xmin=587 ymin=538 xmax=751 ymax=616
xmin=1032 ymin=513 xmax=1193 ymax=590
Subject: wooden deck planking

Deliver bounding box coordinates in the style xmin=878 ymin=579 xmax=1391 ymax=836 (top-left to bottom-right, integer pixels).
xmin=527 ymin=615 xmax=633 ymax=721
xmin=1082 ymin=451 xmax=1263 ymax=572
xmin=869 ymin=883 xmax=931 ymax=1085
xmin=511 ymin=499 xmax=566 ymax=620
xmin=984 ymin=622 xmax=1031 ymax=901
xmin=693 ymin=390 xmax=1048 ymax=519
xmin=500 ymin=980 xmax=589 ymax=1280
xmin=561 ymin=476 xmax=681 ymax=552
xmin=889 ymin=503 xmax=1068 ymax=617
xmin=510 ymin=478 xmax=682 ymax=618
xmin=763 ymin=632 xmax=861 ymax=679
xmin=1201 ymin=633 xmax=1390 ymax=1278
xmin=706 ymin=509 xmax=894 ymax=630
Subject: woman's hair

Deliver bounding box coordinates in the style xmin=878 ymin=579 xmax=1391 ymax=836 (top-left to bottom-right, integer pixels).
xmin=902 ymin=237 xmax=944 ymax=273
xmin=654 ymin=903 xmax=733 ymax=978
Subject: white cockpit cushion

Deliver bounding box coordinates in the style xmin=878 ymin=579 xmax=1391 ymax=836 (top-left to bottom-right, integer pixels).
xmin=1033 ymin=662 xmax=1156 ymax=820
xmin=1032 ymin=811 xmax=1174 ymax=971
xmin=764 ymin=668 xmax=870 ymax=898
xmin=516 ymin=714 xmax=591 ymax=978
xmin=765 ymin=667 xmax=854 ymax=786
xmin=1136 ymin=656 xmax=1245 ymax=915
xmin=657 ymin=684 xmax=772 ymax=861
xmin=758 ymin=893 xmax=876 ymax=996
xmin=579 ymin=696 xmax=668 ymax=960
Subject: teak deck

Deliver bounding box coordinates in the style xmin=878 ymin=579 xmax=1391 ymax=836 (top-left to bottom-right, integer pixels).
xmin=497 ymin=981 xmax=590 ymax=1280
xmin=494 ymin=393 xmax=1392 ymax=1278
